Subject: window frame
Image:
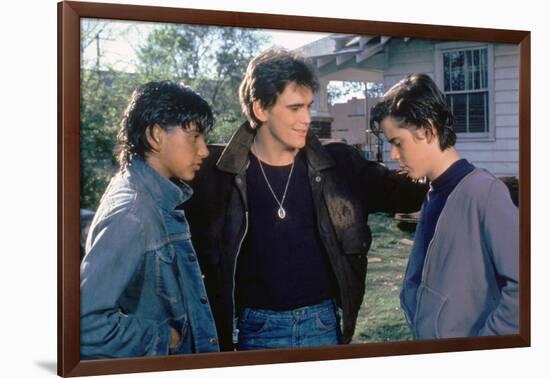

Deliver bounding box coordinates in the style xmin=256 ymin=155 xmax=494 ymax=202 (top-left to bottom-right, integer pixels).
xmin=434 ymin=41 xmax=495 ymax=142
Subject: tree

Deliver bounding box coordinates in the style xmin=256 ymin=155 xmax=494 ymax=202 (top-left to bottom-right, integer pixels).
xmin=136 ymin=24 xmax=269 ymax=143
xmin=80 ymin=21 xmax=270 ymax=211
xmin=327 ymin=81 xmax=384 ymax=105
xmin=80 ymin=20 xmax=141 ymax=210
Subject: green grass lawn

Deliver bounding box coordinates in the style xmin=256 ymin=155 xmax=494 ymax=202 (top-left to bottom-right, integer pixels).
xmin=352 ymin=213 xmax=415 ymax=343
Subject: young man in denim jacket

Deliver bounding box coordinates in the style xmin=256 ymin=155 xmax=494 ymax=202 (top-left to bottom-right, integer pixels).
xmin=80 ymin=81 xmax=220 ymax=359
xmin=185 ymin=49 xmax=427 ymax=351
xmin=370 ymin=74 xmax=519 ymax=338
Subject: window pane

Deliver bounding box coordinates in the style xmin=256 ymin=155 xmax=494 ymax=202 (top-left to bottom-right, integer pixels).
xmin=473 ymin=49 xmax=480 ymax=89
xmin=442 ymin=47 xmax=489 ymax=134
xmin=450 ymin=51 xmax=465 ymax=91
xmin=468 ymin=92 xmax=488 ymax=132
xmin=450 ymin=94 xmax=467 ymax=132
xmin=481 ymin=48 xmax=488 ymax=88
xmin=444 ymin=53 xmax=450 ymax=91
xmin=466 ymin=51 xmax=474 ymax=89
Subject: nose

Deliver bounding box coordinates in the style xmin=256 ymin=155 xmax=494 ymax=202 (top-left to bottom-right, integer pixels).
xmin=197 ymin=135 xmax=209 ymax=159
xmin=301 ymin=108 xmax=311 ymax=125
xmin=390 ymin=145 xmax=400 ymax=161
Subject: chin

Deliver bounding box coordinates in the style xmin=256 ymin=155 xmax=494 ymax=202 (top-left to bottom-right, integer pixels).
xmin=177 ymin=171 xmax=195 ymax=182
xmin=407 ymin=173 xmax=420 ymax=180
xmin=292 ymin=139 xmax=307 ymax=149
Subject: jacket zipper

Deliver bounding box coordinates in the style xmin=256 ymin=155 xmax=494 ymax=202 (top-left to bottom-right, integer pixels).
xmin=231 ymin=210 xmax=248 ymax=347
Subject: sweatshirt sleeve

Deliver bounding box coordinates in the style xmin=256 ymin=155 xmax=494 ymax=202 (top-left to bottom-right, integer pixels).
xmin=80 ymin=209 xmax=171 ymax=359
xmin=478 ymin=179 xmax=520 ymax=336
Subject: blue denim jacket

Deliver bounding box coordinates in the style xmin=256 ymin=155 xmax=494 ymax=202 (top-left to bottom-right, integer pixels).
xmin=80 ymin=158 xmax=219 ymax=359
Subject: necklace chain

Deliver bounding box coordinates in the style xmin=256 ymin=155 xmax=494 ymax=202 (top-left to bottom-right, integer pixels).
xmin=253 ymin=138 xmax=295 ymax=219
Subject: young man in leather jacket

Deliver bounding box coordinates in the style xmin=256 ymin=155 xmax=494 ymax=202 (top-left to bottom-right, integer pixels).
xmin=185 ymin=49 xmax=427 ymax=351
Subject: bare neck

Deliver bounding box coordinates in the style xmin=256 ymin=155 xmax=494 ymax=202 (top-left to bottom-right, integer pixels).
xmin=252 ymin=130 xmax=298 ymax=166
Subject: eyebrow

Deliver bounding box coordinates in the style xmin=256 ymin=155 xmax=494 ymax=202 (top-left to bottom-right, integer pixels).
xmin=286 ymin=100 xmax=314 ymax=108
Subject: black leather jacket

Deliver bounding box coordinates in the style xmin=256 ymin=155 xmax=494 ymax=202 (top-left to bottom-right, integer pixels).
xmin=185 ymin=122 xmax=427 ymax=351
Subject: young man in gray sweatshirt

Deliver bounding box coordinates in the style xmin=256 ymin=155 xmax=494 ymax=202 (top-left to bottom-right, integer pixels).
xmin=370 ymin=73 xmax=519 ymax=339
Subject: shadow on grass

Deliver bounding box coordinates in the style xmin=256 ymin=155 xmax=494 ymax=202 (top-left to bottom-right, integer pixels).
xmin=357 ymin=323 xmax=412 ymax=342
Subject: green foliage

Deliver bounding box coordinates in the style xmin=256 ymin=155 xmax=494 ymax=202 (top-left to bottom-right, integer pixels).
xmin=80 ymin=69 xmax=140 ymax=210
xmin=136 ymin=24 xmax=269 ymax=143
xmin=353 ymin=213 xmax=413 ymax=343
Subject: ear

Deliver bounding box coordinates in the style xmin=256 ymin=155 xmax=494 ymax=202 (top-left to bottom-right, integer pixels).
xmin=252 ymin=100 xmax=269 ymax=123
xmin=424 ymin=119 xmax=438 ymax=144
xmin=146 ymin=124 xmax=163 ymax=152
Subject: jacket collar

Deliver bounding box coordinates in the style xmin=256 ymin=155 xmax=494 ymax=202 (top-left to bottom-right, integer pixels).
xmin=216 ymin=121 xmax=335 ymax=174
xmin=126 ymin=157 xmax=193 ymax=211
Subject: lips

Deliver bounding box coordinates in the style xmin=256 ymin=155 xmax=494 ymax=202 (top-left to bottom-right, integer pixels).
xmin=292 ymin=128 xmax=308 ymax=136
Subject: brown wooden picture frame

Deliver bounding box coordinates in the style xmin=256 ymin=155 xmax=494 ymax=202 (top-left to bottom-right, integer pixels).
xmin=58 ymin=1 xmax=531 ymax=376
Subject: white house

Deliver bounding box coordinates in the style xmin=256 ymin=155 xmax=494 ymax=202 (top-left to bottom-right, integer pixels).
xmin=297 ymin=34 xmax=519 ymax=177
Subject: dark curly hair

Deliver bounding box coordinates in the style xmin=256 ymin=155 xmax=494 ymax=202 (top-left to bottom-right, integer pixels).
xmin=116 ymin=81 xmax=214 ymax=168
xmin=369 ymin=73 xmax=456 ymax=150
xmin=239 ymin=48 xmax=319 ymax=128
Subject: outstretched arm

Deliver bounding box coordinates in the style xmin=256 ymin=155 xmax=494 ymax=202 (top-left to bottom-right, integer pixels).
xmin=332 ymin=144 xmax=428 ymax=214
xmin=360 ymin=160 xmax=428 ymax=214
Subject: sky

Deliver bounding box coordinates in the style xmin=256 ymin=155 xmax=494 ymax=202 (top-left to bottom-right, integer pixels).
xmin=81 ymin=19 xmax=363 ymax=102
xmin=81 ymin=18 xmax=330 ymax=73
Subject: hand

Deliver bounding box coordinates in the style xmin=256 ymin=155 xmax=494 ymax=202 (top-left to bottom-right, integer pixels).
xmin=169 ymin=327 xmax=181 ymax=349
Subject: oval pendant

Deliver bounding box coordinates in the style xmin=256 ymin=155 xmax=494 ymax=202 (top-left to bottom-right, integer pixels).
xmin=277 ymin=207 xmax=286 ymax=219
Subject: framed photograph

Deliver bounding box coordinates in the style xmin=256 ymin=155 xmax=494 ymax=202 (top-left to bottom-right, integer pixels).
xmin=58 ymin=0 xmax=530 ymax=376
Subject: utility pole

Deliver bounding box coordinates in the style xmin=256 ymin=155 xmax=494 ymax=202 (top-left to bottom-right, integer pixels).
xmin=95 ymin=32 xmax=101 ymax=71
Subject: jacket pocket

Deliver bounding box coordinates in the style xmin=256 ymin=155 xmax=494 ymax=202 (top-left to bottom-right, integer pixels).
xmin=169 ymin=313 xmax=191 ymax=354
xmin=155 ymin=244 xmax=183 ymax=306
xmin=414 ymin=284 xmax=448 ymax=339
xmin=340 ymin=222 xmax=371 ymax=255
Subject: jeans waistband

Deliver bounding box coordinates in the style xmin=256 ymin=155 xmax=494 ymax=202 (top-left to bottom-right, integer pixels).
xmin=241 ymin=298 xmax=336 ymax=320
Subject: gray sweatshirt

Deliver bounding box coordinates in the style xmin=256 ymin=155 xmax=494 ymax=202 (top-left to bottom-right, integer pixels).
xmin=400 ymin=168 xmax=519 ymax=339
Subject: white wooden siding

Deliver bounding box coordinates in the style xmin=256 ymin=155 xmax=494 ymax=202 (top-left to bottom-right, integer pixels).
xmin=494 ymin=44 xmax=519 ymax=56
xmin=384 ymin=40 xmax=435 ymax=88
xmin=496 ymin=126 xmax=519 ymax=139
xmin=495 ymin=67 xmax=519 ymax=80
xmin=492 ymin=44 xmax=519 ymax=176
xmin=495 ymin=79 xmax=519 ymax=91
xmin=496 ymin=103 xmax=519 ymax=115
xmin=495 ymin=90 xmax=519 ymax=103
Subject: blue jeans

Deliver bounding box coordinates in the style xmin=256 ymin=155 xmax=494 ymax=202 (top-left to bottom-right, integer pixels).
xmin=236 ymin=299 xmax=341 ymax=350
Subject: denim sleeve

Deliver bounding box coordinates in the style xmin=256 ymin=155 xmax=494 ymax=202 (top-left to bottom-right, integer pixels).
xmin=478 ymin=179 xmax=520 ymax=336
xmin=80 ymin=209 xmax=171 ymax=359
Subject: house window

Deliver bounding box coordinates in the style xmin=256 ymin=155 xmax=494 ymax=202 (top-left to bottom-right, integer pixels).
xmin=443 ymin=47 xmax=489 ymax=133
